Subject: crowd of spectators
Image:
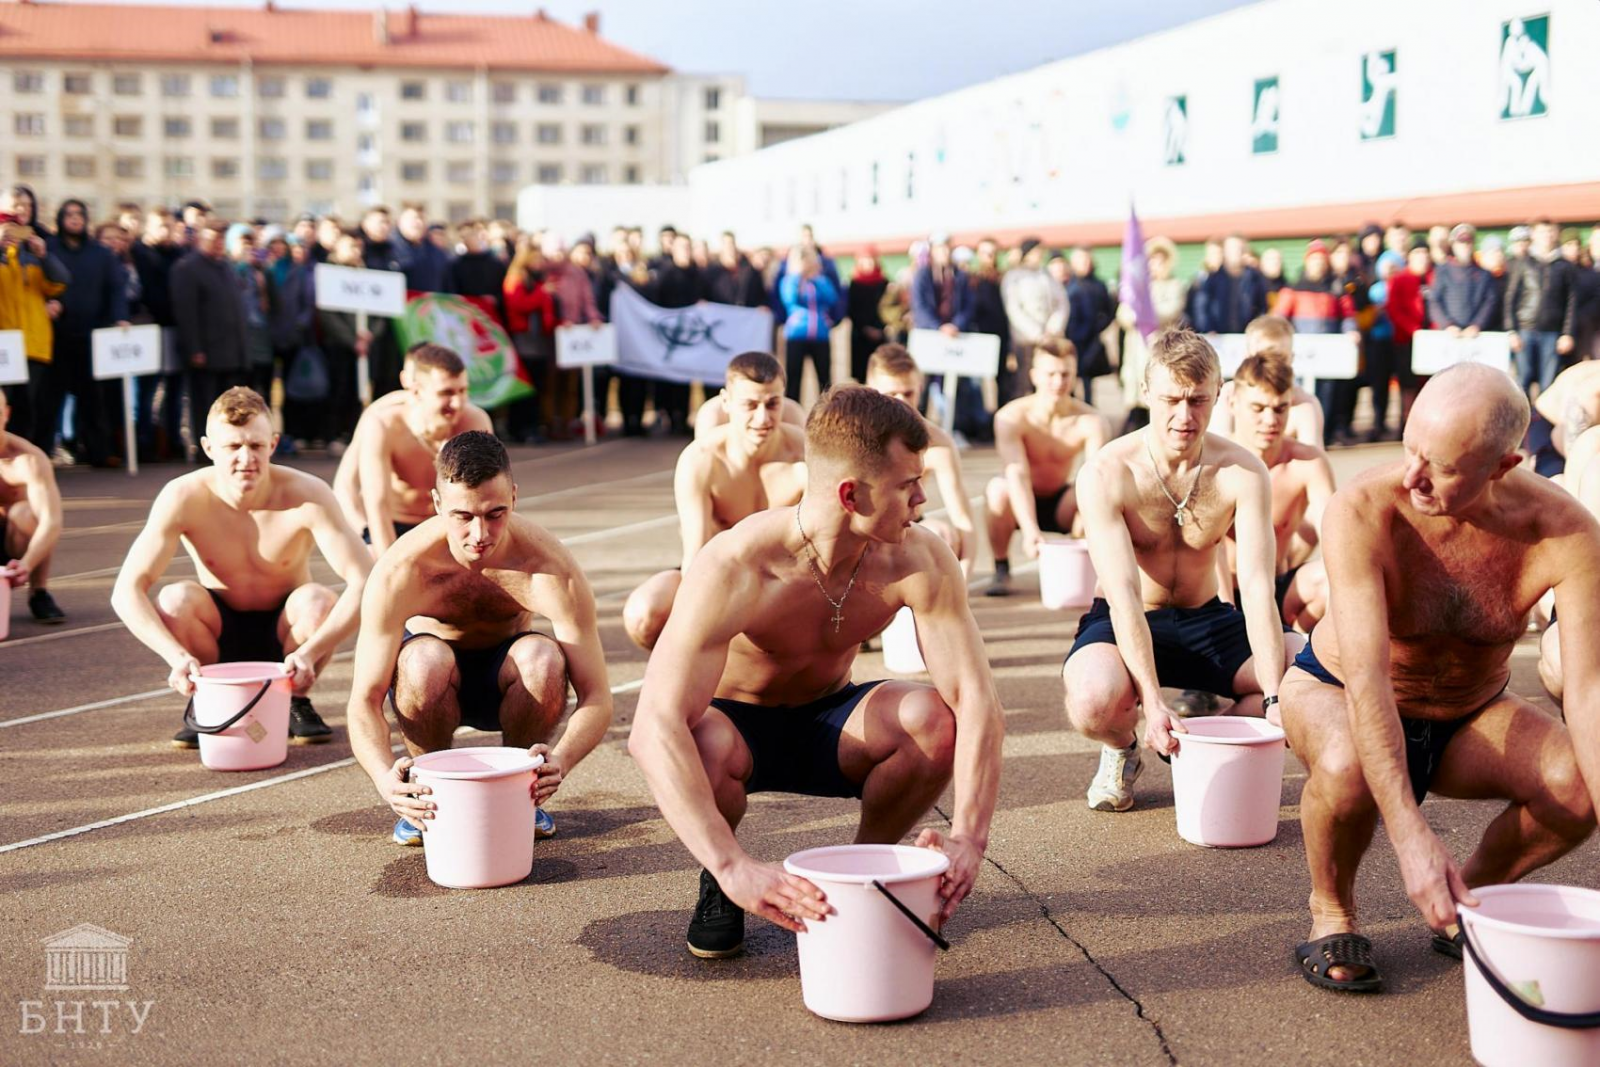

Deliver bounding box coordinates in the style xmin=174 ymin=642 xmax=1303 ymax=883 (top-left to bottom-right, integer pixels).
xmin=1 ymin=180 xmax=1597 ymax=466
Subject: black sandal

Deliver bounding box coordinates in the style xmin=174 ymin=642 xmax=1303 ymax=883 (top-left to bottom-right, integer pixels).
xmin=1431 ymin=927 xmax=1464 ymax=961
xmin=1296 ymin=933 xmax=1384 ymax=993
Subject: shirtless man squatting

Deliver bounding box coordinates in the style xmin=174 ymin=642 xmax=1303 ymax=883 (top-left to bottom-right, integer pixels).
xmin=0 ymin=388 xmax=66 ymax=623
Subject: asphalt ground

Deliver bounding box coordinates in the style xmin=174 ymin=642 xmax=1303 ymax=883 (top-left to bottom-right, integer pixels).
xmin=1 ymin=432 xmax=1590 ymax=1067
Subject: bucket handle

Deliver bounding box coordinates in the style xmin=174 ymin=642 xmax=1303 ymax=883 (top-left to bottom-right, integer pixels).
xmin=1460 ymin=920 xmax=1600 ymax=1029
xmin=182 ymin=678 xmax=276 ymax=736
xmin=871 ymin=879 xmax=950 ymax=952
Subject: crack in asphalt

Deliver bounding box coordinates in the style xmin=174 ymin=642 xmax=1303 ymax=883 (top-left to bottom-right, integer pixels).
xmin=936 ymin=805 xmax=1179 ymax=1066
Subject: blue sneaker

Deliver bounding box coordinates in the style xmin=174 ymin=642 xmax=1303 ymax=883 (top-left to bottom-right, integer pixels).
xmin=534 ymin=807 xmax=556 ymax=840
xmin=392 ymin=817 xmax=423 ymax=846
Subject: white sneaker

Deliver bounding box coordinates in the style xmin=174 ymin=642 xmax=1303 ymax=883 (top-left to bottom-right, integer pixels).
xmin=51 ymin=446 xmax=76 ymax=468
xmin=1086 ymin=743 xmax=1142 ymax=812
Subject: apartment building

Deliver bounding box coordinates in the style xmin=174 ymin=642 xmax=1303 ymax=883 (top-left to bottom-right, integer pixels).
xmin=0 ymin=2 xmax=670 ymax=222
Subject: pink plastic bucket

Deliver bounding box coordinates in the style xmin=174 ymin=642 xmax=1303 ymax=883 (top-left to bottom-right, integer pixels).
xmin=1169 ymin=717 xmax=1286 ymax=847
xmin=183 ymin=662 xmax=290 ymax=771
xmin=410 ymin=747 xmax=544 ymax=889
xmin=0 ymin=575 xmax=10 ymax=641
xmin=783 ymin=844 xmax=950 ymax=1022
xmin=881 ymin=606 xmax=926 ymax=674
xmin=1460 ymin=884 xmax=1600 ymax=1067
xmin=1038 ymin=538 xmax=1096 ymax=610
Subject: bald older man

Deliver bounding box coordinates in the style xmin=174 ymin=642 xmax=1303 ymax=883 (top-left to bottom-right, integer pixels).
xmin=1283 ymin=364 xmax=1600 ymax=994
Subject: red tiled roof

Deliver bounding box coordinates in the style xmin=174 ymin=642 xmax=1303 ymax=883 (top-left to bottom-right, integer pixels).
xmin=0 ymin=2 xmax=671 ymax=74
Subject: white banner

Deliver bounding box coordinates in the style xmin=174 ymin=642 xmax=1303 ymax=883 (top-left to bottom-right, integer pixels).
xmin=314 ymin=263 xmax=407 ymax=316
xmin=1211 ymin=333 xmax=1359 ymax=380
xmin=907 ymin=329 xmax=1002 ymax=378
xmin=0 ymin=330 xmax=26 ymax=386
xmin=610 ymin=284 xmax=772 ymax=385
xmin=1410 ymin=330 xmax=1514 ymax=376
xmin=92 ymin=324 xmax=162 ymax=381
xmin=556 ymin=323 xmax=618 ymax=369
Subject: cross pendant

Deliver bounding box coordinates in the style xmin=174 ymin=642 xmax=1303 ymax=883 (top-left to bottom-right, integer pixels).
xmin=831 ymin=607 xmax=844 ymax=632
xmin=1174 ymin=507 xmax=1187 ymax=528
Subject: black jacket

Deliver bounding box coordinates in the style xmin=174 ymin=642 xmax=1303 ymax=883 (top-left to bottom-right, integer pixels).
xmin=170 ymin=251 xmax=249 ymax=372
xmin=702 ymin=258 xmax=766 ymax=308
xmin=131 ymin=241 xmax=184 ymax=327
xmin=48 ymin=234 xmax=128 ymax=336
xmin=1506 ymin=254 xmax=1580 ymax=336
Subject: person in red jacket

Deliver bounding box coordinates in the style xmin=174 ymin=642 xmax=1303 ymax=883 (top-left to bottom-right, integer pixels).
xmin=1384 ymin=238 xmax=1434 ymax=431
xmin=1272 ymin=241 xmax=1359 ymax=446
xmin=502 ymin=237 xmax=558 ymax=443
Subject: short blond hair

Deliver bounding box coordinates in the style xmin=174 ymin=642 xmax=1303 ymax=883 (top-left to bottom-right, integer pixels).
xmin=1146 ymin=328 xmax=1220 ymax=388
xmin=1245 ymin=315 xmax=1295 ymax=362
xmin=865 ymin=343 xmax=919 ymax=381
xmin=208 ymin=387 xmax=271 ymax=428
xmin=1233 ymin=354 xmax=1294 ymax=396
xmin=1034 ymin=336 xmax=1079 ymax=366
xmin=805 ymin=385 xmax=929 ymax=474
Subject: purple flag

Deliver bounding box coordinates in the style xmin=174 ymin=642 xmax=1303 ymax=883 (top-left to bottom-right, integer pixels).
xmin=1119 ymin=205 xmax=1159 ymax=341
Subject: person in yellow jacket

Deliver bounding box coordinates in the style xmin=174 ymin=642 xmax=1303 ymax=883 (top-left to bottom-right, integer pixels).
xmin=0 ymin=196 xmax=70 ymax=447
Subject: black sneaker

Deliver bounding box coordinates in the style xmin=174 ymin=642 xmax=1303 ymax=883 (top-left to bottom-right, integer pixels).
xmin=984 ymin=570 xmax=1012 ymax=597
xmin=172 ymin=723 xmax=199 ymax=749
xmin=686 ymin=868 xmax=744 ymax=959
xmin=28 ymin=589 xmax=65 ymax=624
xmin=288 ymin=696 xmax=333 ymax=744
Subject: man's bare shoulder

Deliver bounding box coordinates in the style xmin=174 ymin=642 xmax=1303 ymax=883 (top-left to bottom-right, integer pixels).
xmin=1507 ymin=469 xmax=1600 ymax=540
xmin=1331 ymin=463 xmax=1404 ymax=519
xmin=0 ymin=437 xmax=55 ymax=491
xmin=507 ymin=512 xmax=580 ymax=575
xmin=699 ymin=507 xmax=788 ymax=566
xmin=773 ymin=423 xmax=807 ymax=461
xmin=1207 ymin=433 xmax=1271 ymax=491
xmin=267 ymin=464 xmax=341 ymax=512
xmin=0 ymin=431 xmax=47 ymax=470
xmin=920 ymin=416 xmax=956 ymax=452
xmin=1283 ymin=439 xmax=1332 ymax=467
xmin=464 ymin=405 xmax=494 ymax=432
xmin=993 ymin=397 xmax=1032 ymax=426
xmin=674 ymin=433 xmax=719 ymax=477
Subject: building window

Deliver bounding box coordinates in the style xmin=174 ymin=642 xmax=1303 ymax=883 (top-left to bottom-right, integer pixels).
xmin=212 ymin=158 xmax=239 ymax=179
xmin=259 ymin=118 xmax=286 ymax=140
xmin=13 ymin=114 xmax=45 ymax=137
xmin=492 ymin=81 xmax=516 ymax=104
xmin=65 ymin=156 xmax=95 ymax=178
xmin=447 ymin=161 xmax=474 ymax=184
xmin=164 ymin=156 xmax=194 ymax=179
xmin=357 ymin=133 xmax=376 ymax=154
xmin=580 ymin=164 xmax=607 ymax=185
xmin=581 ymin=83 xmax=604 ymax=105
xmin=492 ymin=202 xmax=517 ymax=221
xmin=16 ymin=156 xmax=45 ymax=178
xmin=400 ymin=80 xmax=426 ymax=101
xmin=115 ymin=157 xmax=145 ymax=179
xmin=536 ymin=123 xmax=562 ymax=145
xmin=491 ymin=161 xmax=518 ymax=184
xmin=13 ymin=71 xmax=44 ymax=94
xmin=705 ymin=87 xmax=721 ymax=111
xmin=256 ymin=75 xmax=285 ymax=99
xmin=537 ymin=83 xmax=562 ymax=104
xmin=401 ymin=161 xmax=428 ymax=183
xmin=306 ymin=159 xmax=334 ymax=182
xmin=113 ymin=115 xmax=143 ymax=138
xmin=305 ymin=77 xmax=332 ymax=99
xmin=113 ymin=73 xmax=142 ymax=96
xmin=306 ymin=119 xmax=333 ymax=141
xmin=492 ymin=121 xmax=517 ymax=145
xmin=445 ymin=121 xmax=474 ymax=144
xmin=161 ymin=74 xmax=190 ymax=97
xmin=356 ymin=92 xmax=376 ymax=116
xmin=537 ymin=163 xmax=562 ymax=184
xmin=211 ymin=117 xmax=239 ymax=139
xmin=400 ymin=122 xmax=427 ymax=143
xmin=905 ymin=152 xmax=915 ymax=200
xmin=624 ymin=124 xmax=640 ymax=146
xmin=625 ymin=83 xmax=640 ymax=106
xmin=211 ymin=74 xmax=239 ymax=98
xmin=258 ymin=158 xmax=288 ymax=181
xmin=704 ymin=120 xmax=720 ymax=144
xmin=164 ymin=116 xmax=191 ymax=138
xmin=256 ymin=199 xmax=289 ymax=222
xmin=839 ymin=167 xmax=848 ymax=212
xmin=358 ymin=173 xmax=377 ymax=195
xmin=445 ymin=80 xmax=471 ymax=103
xmin=580 ymin=123 xmax=606 ymax=146
xmin=447 ymin=202 xmax=473 ymax=224
xmin=64 ymin=116 xmax=94 ymax=138
xmin=63 ymin=73 xmax=92 ymax=95
xmin=623 ymin=164 xmax=640 ymax=185
xmin=871 ymin=161 xmax=879 ymax=205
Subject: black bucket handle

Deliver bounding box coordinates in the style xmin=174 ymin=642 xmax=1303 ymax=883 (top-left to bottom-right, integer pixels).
xmin=182 ymin=678 xmax=276 ymax=736
xmin=1460 ymin=920 xmax=1600 ymax=1029
xmin=871 ymin=879 xmax=950 ymax=952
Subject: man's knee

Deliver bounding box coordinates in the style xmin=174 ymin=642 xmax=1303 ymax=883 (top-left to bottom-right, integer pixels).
xmin=4 ymin=500 xmax=36 ymax=539
xmin=505 ymin=637 xmax=567 ymax=708
xmin=396 ymin=637 xmax=456 ymax=698
xmin=284 ymin=583 xmax=336 ymax=628
xmin=983 ymin=476 xmax=1009 ymax=515
xmin=623 ymin=577 xmax=675 ymax=650
xmin=1308 ymin=740 xmax=1376 ymax=817
xmin=1532 ymin=744 xmax=1596 ymax=838
xmin=691 ymin=712 xmax=749 ymax=782
xmin=895 ymin=687 xmax=957 ymax=771
xmin=156 ymin=580 xmax=211 ymax=621
xmin=1063 ymin=656 xmax=1134 ymax=736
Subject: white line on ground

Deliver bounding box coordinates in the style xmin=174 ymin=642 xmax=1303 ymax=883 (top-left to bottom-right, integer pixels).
xmin=0 ymin=620 xmax=124 ymax=650
xmin=0 ymin=676 xmax=647 ymax=854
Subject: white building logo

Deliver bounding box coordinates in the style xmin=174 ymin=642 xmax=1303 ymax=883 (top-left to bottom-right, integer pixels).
xmin=1361 ymin=50 xmax=1398 ymax=140
xmin=1251 ymin=76 xmax=1280 ymax=155
xmin=19 ymin=924 xmax=154 ymax=1039
xmin=1499 ymin=14 xmax=1550 ymax=120
xmin=43 ymin=924 xmax=131 ymax=991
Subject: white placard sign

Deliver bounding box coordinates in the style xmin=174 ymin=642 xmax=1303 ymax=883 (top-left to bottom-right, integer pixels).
xmin=92 ymin=324 xmax=162 ymax=381
xmin=907 ymin=329 xmax=1002 ymax=378
xmin=313 ymin=264 xmax=407 ymax=316
xmin=1410 ymin=330 xmax=1514 ymax=376
xmin=0 ymin=330 xmax=26 ymax=386
xmin=555 ymin=324 xmax=618 ymax=369
xmin=1211 ymin=333 xmax=1359 ymax=380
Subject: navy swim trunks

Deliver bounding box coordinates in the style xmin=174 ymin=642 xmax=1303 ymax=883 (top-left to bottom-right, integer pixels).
xmin=711 ymin=680 xmax=888 ymax=799
xmin=1067 ymin=597 xmax=1254 ymax=699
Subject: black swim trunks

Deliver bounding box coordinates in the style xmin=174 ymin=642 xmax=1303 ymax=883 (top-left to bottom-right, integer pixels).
xmin=208 ymin=590 xmax=288 ymax=664
xmin=0 ymin=512 xmax=11 ymax=564
xmin=1290 ymin=635 xmax=1495 ymax=804
xmin=1067 ymin=597 xmax=1254 ymax=699
xmin=389 ymin=630 xmax=558 ymax=732
xmin=711 ymin=680 xmax=887 ymax=799
xmin=361 ymin=520 xmax=421 ymax=546
xmin=1033 ymin=484 xmax=1072 ymax=535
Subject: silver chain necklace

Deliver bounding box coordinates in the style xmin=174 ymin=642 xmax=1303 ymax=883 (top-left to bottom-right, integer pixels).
xmin=1144 ymin=430 xmax=1205 ymax=527
xmin=794 ymin=506 xmax=867 ymax=633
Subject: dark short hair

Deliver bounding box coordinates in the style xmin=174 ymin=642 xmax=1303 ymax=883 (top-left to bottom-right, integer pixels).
xmin=725 ymin=351 xmax=783 ymax=386
xmin=806 ymin=385 xmax=930 ymax=474
xmin=436 ymin=431 xmax=510 ymax=488
xmin=409 ymin=343 xmax=465 ymax=377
